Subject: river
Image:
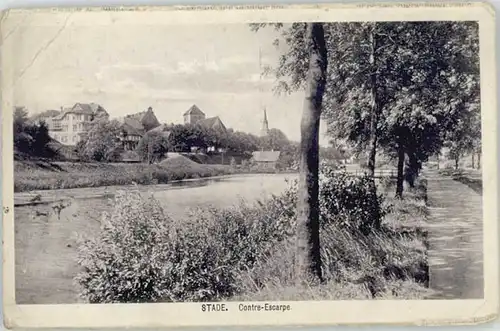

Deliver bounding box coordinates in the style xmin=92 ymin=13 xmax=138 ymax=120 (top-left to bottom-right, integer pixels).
xmin=14 ymin=173 xmax=297 ymax=304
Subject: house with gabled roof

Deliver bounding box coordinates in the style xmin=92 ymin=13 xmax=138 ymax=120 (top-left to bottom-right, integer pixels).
xmin=48 ymin=102 xmax=109 ymax=145
xmin=126 ymin=106 xmax=161 ymax=132
xmin=117 ymin=107 xmax=162 ymax=150
xmin=197 ymin=116 xmax=227 ymax=132
xmin=183 ymin=104 xmax=227 ymax=132
xmin=251 ymin=150 xmax=281 ymax=169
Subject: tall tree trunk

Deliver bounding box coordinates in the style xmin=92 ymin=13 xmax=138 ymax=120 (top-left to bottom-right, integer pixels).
xmin=296 ymin=23 xmax=328 ymax=284
xmin=477 ymin=152 xmax=481 ymax=170
xmin=455 ymin=156 xmax=459 ymax=170
xmin=472 ymin=153 xmax=475 ymax=169
xmin=437 ymin=152 xmax=440 ymax=169
xmin=405 ymin=151 xmax=417 ymax=188
xmin=367 ymin=25 xmax=379 ymax=178
xmin=396 ymin=138 xmax=405 ymax=199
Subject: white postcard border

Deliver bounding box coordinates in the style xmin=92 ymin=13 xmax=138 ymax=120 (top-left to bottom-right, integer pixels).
xmin=1 ymin=2 xmax=498 ymax=328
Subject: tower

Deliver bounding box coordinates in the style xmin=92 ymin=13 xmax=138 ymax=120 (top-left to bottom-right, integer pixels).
xmin=260 ymin=108 xmax=269 ymax=137
xmin=258 ymin=46 xmax=269 ymax=138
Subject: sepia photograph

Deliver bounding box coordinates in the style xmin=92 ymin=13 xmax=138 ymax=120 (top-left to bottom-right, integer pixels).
xmin=1 ymin=3 xmax=498 ymax=328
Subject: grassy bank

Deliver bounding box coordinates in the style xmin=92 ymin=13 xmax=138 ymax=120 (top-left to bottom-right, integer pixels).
xmin=14 ymin=156 xmax=295 ymax=192
xmin=76 ymin=170 xmax=431 ymax=302
xmin=438 ymin=169 xmax=482 ymax=195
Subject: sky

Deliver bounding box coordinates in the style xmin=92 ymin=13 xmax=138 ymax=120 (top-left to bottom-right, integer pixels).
xmin=10 ymin=17 xmax=330 ymax=144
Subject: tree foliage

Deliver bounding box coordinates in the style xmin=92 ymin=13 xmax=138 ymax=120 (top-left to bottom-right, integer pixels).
xmin=260 ymin=21 xmax=479 ymax=197
xmin=136 ymin=131 xmax=169 ymax=164
xmin=77 ymin=119 xmax=124 ymax=162
xmin=13 ymin=106 xmax=58 ymax=159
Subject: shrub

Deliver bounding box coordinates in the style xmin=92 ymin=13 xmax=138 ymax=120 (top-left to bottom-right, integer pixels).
xmin=319 ymin=168 xmax=387 ymax=234
xmin=279 ymin=167 xmax=387 ymax=235
xmin=75 ymin=191 xmax=174 ymax=303
xmin=75 ymin=191 xmax=288 ymax=303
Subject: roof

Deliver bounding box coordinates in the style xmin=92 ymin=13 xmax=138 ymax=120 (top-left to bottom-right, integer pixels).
xmin=71 ymin=103 xmax=95 ymax=115
xmin=148 ymin=123 xmax=168 ymax=133
xmin=252 ymin=151 xmax=281 ymax=162
xmin=126 ymin=111 xmax=147 ymax=122
xmin=183 ymin=104 xmax=205 ymax=116
xmin=147 ymin=124 xmax=172 ymax=138
xmin=31 ymin=109 xmax=61 ymax=121
xmin=116 ymin=117 xmax=145 ymax=136
xmin=197 ymin=116 xmax=227 ymax=131
xmin=52 ymin=103 xmax=105 ymax=120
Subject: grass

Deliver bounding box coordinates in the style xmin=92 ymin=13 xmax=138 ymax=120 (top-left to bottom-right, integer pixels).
xmin=235 ymin=178 xmax=431 ymax=301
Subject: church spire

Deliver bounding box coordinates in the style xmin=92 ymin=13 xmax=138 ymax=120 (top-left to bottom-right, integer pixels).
xmin=260 ymin=108 xmax=269 ymax=137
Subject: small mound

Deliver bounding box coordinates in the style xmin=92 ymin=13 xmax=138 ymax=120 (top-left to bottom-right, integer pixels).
xmin=159 ymin=155 xmax=201 ymax=168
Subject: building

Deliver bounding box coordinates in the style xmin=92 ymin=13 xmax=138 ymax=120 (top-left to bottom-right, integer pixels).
xmin=126 ymin=106 xmax=161 ymax=132
xmin=260 ymin=108 xmax=269 ymax=137
xmin=183 ymin=104 xmax=227 ymax=132
xmin=183 ymin=104 xmax=206 ymax=124
xmin=117 ymin=107 xmax=161 ymax=150
xmin=251 ymin=151 xmax=281 ymax=169
xmin=31 ymin=109 xmax=61 ymax=128
xmin=48 ymin=103 xmax=109 ymax=146
xmin=182 ymin=105 xmax=228 ymax=152
xmin=197 ymin=116 xmax=227 ymax=132
xmin=148 ymin=123 xmax=172 ymax=139
xmin=116 ymin=117 xmax=145 ymax=151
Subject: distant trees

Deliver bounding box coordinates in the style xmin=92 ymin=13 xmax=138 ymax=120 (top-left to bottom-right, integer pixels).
xmin=166 ymin=122 xmax=289 ymax=156
xmin=259 ymin=128 xmax=289 ymax=151
xmin=13 ymin=107 xmax=58 ymax=159
xmin=225 ymin=131 xmax=260 ymax=154
xmin=77 ymin=119 xmax=124 ymax=162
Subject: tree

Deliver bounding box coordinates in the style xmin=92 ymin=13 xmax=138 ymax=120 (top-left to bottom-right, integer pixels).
xmin=295 ymin=23 xmax=327 ymax=282
xmin=380 ymin=22 xmax=479 ymax=195
xmin=319 ymin=21 xmax=479 ymax=197
xmin=259 ymin=128 xmax=290 ymax=151
xmin=319 ymin=23 xmax=401 ymax=178
xmin=253 ymin=22 xmax=328 ymax=282
xmin=226 ymin=131 xmax=260 ymax=154
xmin=168 ymin=124 xmax=191 ymax=152
xmin=136 ymin=131 xmax=169 ymax=164
xmin=14 ymin=106 xmax=29 ymax=134
xmin=77 ymin=119 xmax=124 ymax=162
xmin=13 ymin=106 xmax=58 ymax=158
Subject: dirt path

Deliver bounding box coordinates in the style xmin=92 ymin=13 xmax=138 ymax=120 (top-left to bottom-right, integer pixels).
xmin=425 ymin=170 xmax=483 ymax=299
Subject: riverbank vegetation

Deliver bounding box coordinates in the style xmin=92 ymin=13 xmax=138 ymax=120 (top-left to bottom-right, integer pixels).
xmin=75 ymin=166 xmax=431 ymax=303
xmin=14 ymin=156 xmax=297 ymax=193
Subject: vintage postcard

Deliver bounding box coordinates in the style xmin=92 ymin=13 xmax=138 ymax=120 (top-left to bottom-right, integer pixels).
xmin=1 ymin=2 xmax=498 ymax=328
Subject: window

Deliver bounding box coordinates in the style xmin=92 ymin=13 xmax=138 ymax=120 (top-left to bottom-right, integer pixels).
xmin=72 ymin=136 xmax=77 ymax=142
xmin=73 ymin=124 xmax=77 ymax=131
